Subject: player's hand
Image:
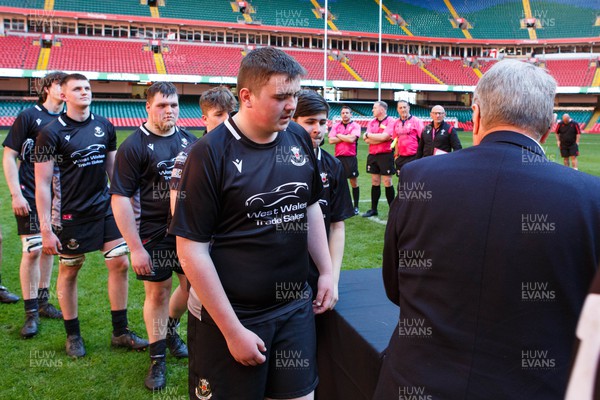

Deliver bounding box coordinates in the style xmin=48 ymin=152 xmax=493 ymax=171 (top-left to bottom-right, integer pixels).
xmin=130 ymin=248 xmax=153 ymax=276
xmin=225 ymin=327 xmax=267 ymax=366
xmin=11 ymin=193 xmax=30 ymax=217
xmin=313 ymin=272 xmax=334 ymax=314
xmin=41 ymin=230 xmax=62 ymax=255
xmin=329 ymin=282 xmax=339 ymax=310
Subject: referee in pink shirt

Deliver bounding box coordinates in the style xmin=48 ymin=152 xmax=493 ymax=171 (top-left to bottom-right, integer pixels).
xmin=362 ymin=101 xmax=396 ymax=218
xmin=388 ymin=100 xmax=424 ymax=177
xmin=328 ymin=106 xmax=362 ymax=215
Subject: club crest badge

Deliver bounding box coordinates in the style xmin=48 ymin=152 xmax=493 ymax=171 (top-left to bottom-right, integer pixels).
xmin=66 ymin=239 xmax=80 ymax=250
xmin=290 ymin=146 xmax=307 ymax=167
xmin=94 ymin=126 xmax=105 ymax=137
xmin=195 ymin=378 xmax=213 ymax=399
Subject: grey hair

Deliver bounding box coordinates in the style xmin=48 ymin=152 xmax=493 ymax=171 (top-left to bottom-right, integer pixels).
xmin=375 ymin=101 xmax=388 ymax=111
xmin=473 ymin=60 xmax=556 ymax=138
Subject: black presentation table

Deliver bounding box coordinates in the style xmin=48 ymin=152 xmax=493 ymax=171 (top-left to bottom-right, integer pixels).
xmin=316 ymin=268 xmax=399 ymax=400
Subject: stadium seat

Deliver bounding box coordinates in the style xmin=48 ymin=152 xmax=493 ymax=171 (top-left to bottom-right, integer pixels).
xmin=47 ymin=37 xmax=157 ymax=74
xmin=0 ymin=36 xmax=39 ymax=69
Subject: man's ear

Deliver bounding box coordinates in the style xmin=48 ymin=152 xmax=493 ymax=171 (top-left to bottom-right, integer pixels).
xmin=540 ymin=128 xmax=551 ymax=144
xmin=472 ymin=103 xmax=482 ymax=146
xmin=238 ymin=88 xmax=252 ymax=109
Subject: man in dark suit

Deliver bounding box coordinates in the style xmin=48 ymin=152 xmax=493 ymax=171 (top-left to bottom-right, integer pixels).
xmin=416 ymin=105 xmax=462 ymax=157
xmin=374 ymin=59 xmax=600 ymax=399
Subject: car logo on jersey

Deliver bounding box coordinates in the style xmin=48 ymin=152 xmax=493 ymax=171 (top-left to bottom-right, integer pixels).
xmin=232 ymin=159 xmax=243 ymax=173
xmin=36 ymin=118 xmax=42 ymax=126
xmin=71 ymin=144 xmax=106 ymax=160
xmin=147 ymin=143 xmax=154 ymax=151
xmin=290 ymin=146 xmax=307 ymax=167
xmin=195 ymin=378 xmax=212 ymax=400
xmin=246 ymin=182 xmax=308 ymax=208
xmin=94 ymin=126 xmax=105 ymax=137
xmin=66 ymin=239 xmax=80 ymax=250
xmin=65 ymin=135 xmax=71 ymax=142
xmin=157 ymin=158 xmax=177 ymax=175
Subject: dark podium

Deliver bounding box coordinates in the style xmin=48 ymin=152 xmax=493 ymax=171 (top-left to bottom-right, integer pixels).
xmin=316 ymin=268 xmax=399 ymax=400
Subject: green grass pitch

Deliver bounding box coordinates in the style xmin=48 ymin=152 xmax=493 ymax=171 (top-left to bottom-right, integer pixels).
xmin=0 ymin=129 xmax=599 ymax=399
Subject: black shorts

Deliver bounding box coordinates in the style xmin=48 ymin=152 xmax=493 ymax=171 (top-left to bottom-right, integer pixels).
xmin=337 ymin=156 xmax=359 ymax=179
xmin=394 ymin=155 xmax=418 ymax=176
xmin=560 ymin=143 xmax=579 ymax=158
xmin=55 ymin=213 xmax=122 ymax=256
xmin=138 ymin=234 xmax=183 ymax=282
xmin=188 ymin=300 xmax=318 ymax=400
xmin=367 ymin=153 xmax=395 ymax=176
xmin=15 ymin=197 xmax=41 ymax=236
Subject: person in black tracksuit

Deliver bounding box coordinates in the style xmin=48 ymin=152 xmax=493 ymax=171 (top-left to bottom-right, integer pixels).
xmin=555 ymin=113 xmax=581 ymax=170
xmin=416 ymin=105 xmax=462 ymax=158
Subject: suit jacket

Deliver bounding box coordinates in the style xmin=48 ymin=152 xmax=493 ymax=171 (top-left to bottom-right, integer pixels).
xmin=374 ymin=131 xmax=600 ymax=400
xmin=416 ymin=120 xmax=462 ymax=158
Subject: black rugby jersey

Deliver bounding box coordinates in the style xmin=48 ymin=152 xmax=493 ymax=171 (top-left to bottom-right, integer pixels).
xmin=3 ymin=103 xmax=63 ymax=199
xmin=110 ymin=124 xmax=196 ymax=240
xmin=308 ymin=146 xmax=354 ymax=295
xmin=33 ymin=113 xmax=116 ymax=225
xmin=170 ymin=119 xmax=323 ymax=321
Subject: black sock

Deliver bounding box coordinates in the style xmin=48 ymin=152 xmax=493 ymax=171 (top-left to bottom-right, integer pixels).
xmin=24 ymin=298 xmax=39 ymax=313
xmin=149 ymin=339 xmax=167 ymax=359
xmin=385 ymin=185 xmax=395 ymax=206
xmin=37 ymin=288 xmax=50 ymax=307
xmin=64 ymin=317 xmax=80 ymax=337
xmin=352 ymin=186 xmax=360 ymax=209
xmin=371 ymin=185 xmax=381 ymax=211
xmin=167 ymin=317 xmax=180 ymax=337
xmin=111 ymin=309 xmax=128 ymax=336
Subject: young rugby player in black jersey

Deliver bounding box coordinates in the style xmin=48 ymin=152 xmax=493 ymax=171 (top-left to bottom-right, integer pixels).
xmin=34 ymin=73 xmax=147 ymax=358
xmin=111 ymin=82 xmax=196 ymax=391
xmin=292 ymin=90 xmax=354 ymax=308
xmin=171 ymin=48 xmax=334 ymax=400
xmin=3 ymin=71 xmax=66 ymax=337
xmin=169 ymin=86 xmax=237 ymax=213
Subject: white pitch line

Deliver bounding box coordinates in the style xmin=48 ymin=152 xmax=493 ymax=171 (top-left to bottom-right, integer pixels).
xmin=366 ymin=216 xmax=387 ymax=225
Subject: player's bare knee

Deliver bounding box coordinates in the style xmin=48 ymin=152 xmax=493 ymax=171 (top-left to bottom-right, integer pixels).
xmin=59 ymin=255 xmax=85 ymax=271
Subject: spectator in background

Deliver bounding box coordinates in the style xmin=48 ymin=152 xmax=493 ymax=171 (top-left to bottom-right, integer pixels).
xmin=375 ymin=59 xmax=600 ymax=399
xmin=328 ymin=106 xmax=361 ymax=215
xmin=362 ymin=101 xmax=395 ymax=218
xmin=416 ymin=105 xmax=462 ymax=157
xmin=555 ymin=113 xmax=581 ymax=170
xmin=3 ymin=71 xmax=66 ymax=337
xmin=387 ymin=100 xmax=424 ymax=178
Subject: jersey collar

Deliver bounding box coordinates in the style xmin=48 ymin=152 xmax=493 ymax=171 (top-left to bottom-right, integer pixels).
xmin=140 ymin=123 xmax=179 ymax=137
xmin=224 ymin=118 xmax=241 ymax=140
xmin=58 ymin=113 xmax=94 ymax=127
